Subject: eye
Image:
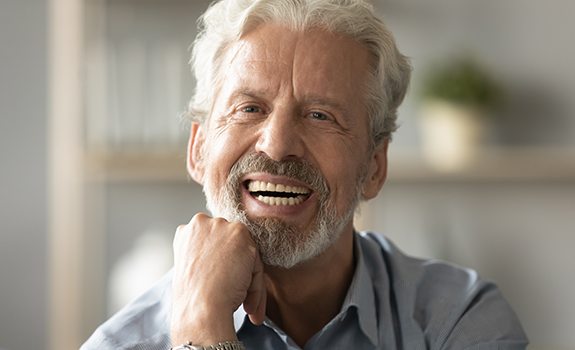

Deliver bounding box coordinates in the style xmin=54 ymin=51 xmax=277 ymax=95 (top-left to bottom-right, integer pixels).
xmin=309 ymin=111 xmax=330 ymax=121
xmin=241 ymin=105 xmax=262 ymax=114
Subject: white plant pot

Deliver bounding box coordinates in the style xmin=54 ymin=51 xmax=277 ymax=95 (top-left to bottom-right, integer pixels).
xmin=419 ymin=100 xmax=488 ymax=172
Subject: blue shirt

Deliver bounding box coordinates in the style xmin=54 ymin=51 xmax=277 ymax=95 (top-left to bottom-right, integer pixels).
xmin=81 ymin=232 xmax=528 ymax=349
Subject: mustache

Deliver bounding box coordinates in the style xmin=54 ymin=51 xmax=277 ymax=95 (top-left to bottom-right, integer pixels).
xmin=227 ymin=153 xmax=329 ymax=195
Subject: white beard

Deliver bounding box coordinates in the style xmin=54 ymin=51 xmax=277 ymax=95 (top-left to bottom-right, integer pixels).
xmin=202 ymin=153 xmax=363 ymax=268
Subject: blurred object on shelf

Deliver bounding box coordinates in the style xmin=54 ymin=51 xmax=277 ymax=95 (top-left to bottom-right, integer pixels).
xmin=418 ymin=55 xmax=503 ymax=171
xmin=84 ymin=0 xmax=196 ymax=153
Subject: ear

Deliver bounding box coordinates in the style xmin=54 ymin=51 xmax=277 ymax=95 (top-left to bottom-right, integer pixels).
xmin=362 ymin=139 xmax=389 ymax=200
xmin=187 ymin=122 xmax=206 ymax=185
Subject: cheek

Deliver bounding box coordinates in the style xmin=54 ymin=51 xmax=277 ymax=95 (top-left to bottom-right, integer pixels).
xmin=204 ymin=127 xmax=254 ymax=181
xmin=315 ymin=144 xmax=367 ymax=206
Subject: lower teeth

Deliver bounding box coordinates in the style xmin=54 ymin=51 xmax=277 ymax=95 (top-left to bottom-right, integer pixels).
xmin=256 ymin=195 xmax=303 ymax=206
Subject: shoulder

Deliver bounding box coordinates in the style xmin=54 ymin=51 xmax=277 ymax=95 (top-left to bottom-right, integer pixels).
xmin=80 ymin=270 xmax=173 ymax=350
xmin=357 ymin=232 xmax=481 ymax=294
xmin=357 ymin=232 xmax=528 ymax=349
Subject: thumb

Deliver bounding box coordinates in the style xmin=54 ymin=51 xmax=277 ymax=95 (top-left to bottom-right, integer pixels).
xmin=243 ymin=250 xmax=266 ymax=325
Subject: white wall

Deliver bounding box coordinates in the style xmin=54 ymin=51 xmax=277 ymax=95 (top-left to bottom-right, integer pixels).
xmin=1 ymin=0 xmax=574 ymax=349
xmin=97 ymin=1 xmax=575 ymax=349
xmin=0 ymin=1 xmax=48 ymax=349
xmin=378 ymin=0 xmax=575 ymax=148
xmin=369 ymin=1 xmax=575 ymax=348
xmin=360 ymin=182 xmax=575 ymax=349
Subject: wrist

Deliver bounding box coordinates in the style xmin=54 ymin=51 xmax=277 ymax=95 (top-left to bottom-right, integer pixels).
xmin=171 ymin=340 xmax=245 ymax=350
xmin=170 ymin=307 xmax=237 ymax=346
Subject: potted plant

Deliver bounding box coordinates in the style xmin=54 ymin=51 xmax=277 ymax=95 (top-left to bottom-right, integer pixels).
xmin=418 ymin=56 xmax=503 ymax=171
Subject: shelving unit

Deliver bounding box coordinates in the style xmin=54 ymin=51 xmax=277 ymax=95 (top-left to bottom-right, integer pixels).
xmin=64 ymin=2 xmax=575 ymax=350
xmin=80 ymin=0 xmax=575 ymax=187
xmin=84 ymin=146 xmax=575 ymax=184
xmin=85 ymin=149 xmax=188 ymax=182
xmin=387 ymin=147 xmax=575 ymax=182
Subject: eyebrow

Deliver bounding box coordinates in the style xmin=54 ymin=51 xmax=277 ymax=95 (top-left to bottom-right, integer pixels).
xmin=301 ymin=94 xmax=351 ymax=116
xmin=227 ymin=88 xmax=267 ymax=103
xmin=227 ymin=88 xmax=351 ymax=116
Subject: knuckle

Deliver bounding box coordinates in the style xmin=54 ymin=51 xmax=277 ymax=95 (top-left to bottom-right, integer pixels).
xmin=173 ymin=224 xmax=186 ymax=244
xmin=190 ymin=212 xmax=209 ymax=225
xmin=212 ymin=216 xmax=229 ymax=226
xmin=229 ymin=222 xmax=250 ymax=241
xmin=229 ymin=220 xmax=245 ymax=231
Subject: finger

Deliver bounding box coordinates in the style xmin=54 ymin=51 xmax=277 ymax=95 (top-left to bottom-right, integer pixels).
xmin=174 ymin=224 xmax=186 ymax=242
xmin=173 ymin=213 xmax=211 ymax=254
xmin=252 ymin=285 xmax=267 ymax=325
xmin=172 ymin=224 xmax=188 ymax=260
xmin=252 ymin=251 xmax=266 ymax=324
xmin=246 ymin=288 xmax=266 ymax=325
xmin=243 ymin=254 xmax=263 ymax=313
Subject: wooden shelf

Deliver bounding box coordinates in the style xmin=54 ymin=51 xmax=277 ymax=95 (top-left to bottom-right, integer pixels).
xmin=84 ymin=146 xmax=575 ymax=183
xmin=388 ymin=147 xmax=575 ymax=182
xmin=85 ymin=150 xmax=190 ymax=183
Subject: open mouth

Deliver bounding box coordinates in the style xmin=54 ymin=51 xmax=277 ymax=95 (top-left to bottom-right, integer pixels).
xmin=246 ymin=180 xmax=311 ymax=206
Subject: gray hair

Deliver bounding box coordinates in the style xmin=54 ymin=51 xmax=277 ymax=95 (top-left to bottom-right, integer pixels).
xmin=187 ymin=0 xmax=411 ymax=145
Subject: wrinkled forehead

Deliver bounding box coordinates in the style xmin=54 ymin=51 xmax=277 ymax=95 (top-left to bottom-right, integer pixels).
xmin=216 ymin=24 xmax=372 ymax=110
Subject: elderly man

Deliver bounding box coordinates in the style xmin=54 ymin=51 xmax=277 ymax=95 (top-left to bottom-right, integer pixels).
xmin=82 ymin=0 xmax=528 ymax=349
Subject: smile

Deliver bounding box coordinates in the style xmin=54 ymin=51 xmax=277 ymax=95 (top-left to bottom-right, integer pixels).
xmin=247 ymin=180 xmax=311 ymax=206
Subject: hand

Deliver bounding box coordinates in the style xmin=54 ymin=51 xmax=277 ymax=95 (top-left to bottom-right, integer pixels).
xmin=170 ymin=213 xmax=267 ymax=345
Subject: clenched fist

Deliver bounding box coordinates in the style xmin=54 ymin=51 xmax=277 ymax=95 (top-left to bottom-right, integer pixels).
xmin=170 ymin=213 xmax=267 ymax=345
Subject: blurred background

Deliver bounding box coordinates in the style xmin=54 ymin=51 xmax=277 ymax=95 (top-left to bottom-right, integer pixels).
xmin=1 ymin=0 xmax=574 ymax=349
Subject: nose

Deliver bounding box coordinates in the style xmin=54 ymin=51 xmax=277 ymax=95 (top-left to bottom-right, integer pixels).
xmin=255 ymin=108 xmax=305 ymax=161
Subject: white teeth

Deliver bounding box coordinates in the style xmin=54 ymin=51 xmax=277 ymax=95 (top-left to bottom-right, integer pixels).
xmin=256 ymin=195 xmax=305 ymax=206
xmin=247 ymin=181 xmax=310 ymax=194
xmin=248 ymin=180 xmax=310 ymax=206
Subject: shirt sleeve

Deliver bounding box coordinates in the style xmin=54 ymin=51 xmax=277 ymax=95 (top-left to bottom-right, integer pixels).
xmin=81 ymin=330 xmax=170 ymax=350
xmin=80 ymin=271 xmax=173 ymax=350
xmin=438 ymin=282 xmax=528 ymax=350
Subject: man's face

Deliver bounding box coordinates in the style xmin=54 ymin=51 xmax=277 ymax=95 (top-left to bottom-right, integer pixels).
xmin=190 ymin=24 xmax=385 ymax=267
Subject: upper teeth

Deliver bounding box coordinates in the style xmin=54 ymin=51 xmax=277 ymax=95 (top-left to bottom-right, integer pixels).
xmin=247 ymin=181 xmax=310 ymax=195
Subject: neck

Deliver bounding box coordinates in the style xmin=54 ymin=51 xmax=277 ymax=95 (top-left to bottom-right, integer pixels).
xmin=263 ymin=225 xmax=356 ymax=347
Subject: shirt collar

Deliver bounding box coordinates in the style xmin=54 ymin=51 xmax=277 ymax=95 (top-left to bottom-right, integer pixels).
xmin=341 ymin=232 xmax=378 ymax=346
xmin=233 ymin=305 xmax=248 ymax=331
xmin=233 ymin=232 xmax=378 ymax=346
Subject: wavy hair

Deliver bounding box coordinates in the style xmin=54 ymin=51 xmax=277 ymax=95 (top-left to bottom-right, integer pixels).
xmin=187 ymin=0 xmax=411 ymax=145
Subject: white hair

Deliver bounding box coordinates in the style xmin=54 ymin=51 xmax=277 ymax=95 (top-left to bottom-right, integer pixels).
xmin=187 ymin=0 xmax=412 ymax=145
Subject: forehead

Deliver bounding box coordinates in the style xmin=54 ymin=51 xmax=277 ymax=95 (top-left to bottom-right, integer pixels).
xmin=218 ymin=24 xmax=372 ymax=105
